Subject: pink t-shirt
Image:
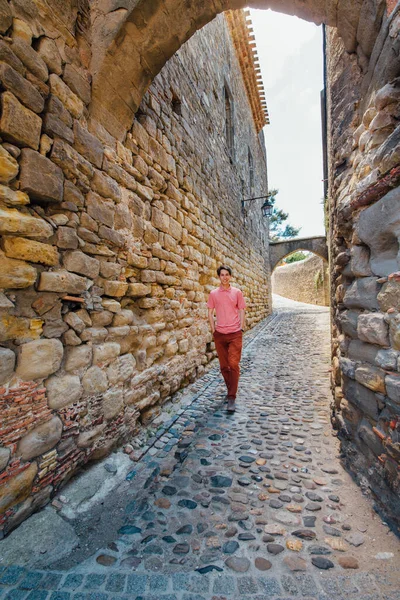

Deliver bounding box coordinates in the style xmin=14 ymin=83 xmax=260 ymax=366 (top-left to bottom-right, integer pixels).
xmin=207 ymin=286 xmax=246 ymax=334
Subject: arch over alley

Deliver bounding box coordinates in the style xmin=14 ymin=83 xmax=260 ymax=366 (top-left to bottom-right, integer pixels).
xmin=269 ymin=236 xmax=328 ymax=271
xmin=90 ymin=0 xmax=386 ymax=139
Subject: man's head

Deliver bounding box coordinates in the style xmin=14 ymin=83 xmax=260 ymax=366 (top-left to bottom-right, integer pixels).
xmin=217 ymin=265 xmax=232 ymax=286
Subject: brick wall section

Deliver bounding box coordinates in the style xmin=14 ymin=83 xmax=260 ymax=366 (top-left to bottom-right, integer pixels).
xmin=0 ymin=9 xmax=270 ymax=533
xmin=272 ymin=255 xmax=329 ymax=306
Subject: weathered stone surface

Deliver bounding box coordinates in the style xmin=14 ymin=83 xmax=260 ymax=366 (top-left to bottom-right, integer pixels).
xmin=0 ymin=144 xmax=19 ymax=183
xmin=385 ymin=374 xmax=400 ymax=404
xmin=0 ymin=314 xmax=42 ymax=343
xmin=0 ymin=91 xmax=42 ymax=149
xmin=82 ymin=365 xmax=108 ymax=394
xmin=45 ymin=374 xmax=82 ymax=409
xmin=357 ymin=312 xmax=389 ymax=346
xmin=342 ymin=377 xmax=379 ymax=420
xmin=37 ymin=37 xmax=62 ymax=75
xmin=16 ymin=338 xmax=63 ymax=380
xmin=64 ymin=345 xmax=92 ymax=372
xmin=102 ymin=386 xmax=124 ymax=420
xmin=93 ymin=342 xmax=120 ymax=366
xmin=20 ymin=148 xmax=64 ymax=203
xmin=92 ymin=169 xmax=121 ymax=202
xmin=0 ymin=0 xmax=12 ymax=34
xmin=86 ymin=191 xmax=115 ymax=227
xmin=63 ymin=250 xmax=100 ymax=278
xmin=107 ymin=353 xmax=136 ymax=385
xmin=343 ymin=277 xmax=380 ymax=310
xmin=64 ymin=64 xmax=91 ymax=104
xmin=49 ymin=74 xmax=84 ymax=118
xmin=378 ymin=280 xmax=400 ymax=312
xmin=0 ymin=206 xmax=53 ymax=238
xmin=43 ymin=113 xmax=74 ymax=144
xmin=103 ymin=280 xmax=128 ymax=297
xmin=0 ymin=347 xmax=16 ymax=385
xmin=17 ymin=416 xmax=63 ymax=460
xmin=0 ymin=184 xmax=29 ymax=206
xmin=127 ymin=283 xmax=151 ymax=297
xmin=355 ymin=365 xmax=386 ymax=393
xmin=2 ymin=237 xmax=59 ymax=266
xmin=74 ymin=121 xmax=103 ymax=168
xmin=357 ymin=187 xmax=400 ymax=276
xmin=0 ymin=61 xmax=44 ymax=113
xmin=0 ymin=446 xmax=10 ymax=471
xmin=38 ymin=270 xmax=89 ymax=294
xmin=11 ymin=39 xmax=48 ymax=82
xmin=0 ymin=462 xmax=37 ymax=512
xmin=0 ymin=251 xmax=37 ymax=288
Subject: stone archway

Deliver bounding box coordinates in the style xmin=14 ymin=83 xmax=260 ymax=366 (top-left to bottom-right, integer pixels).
xmin=90 ymin=0 xmax=384 ymax=140
xmin=269 ymin=236 xmax=328 ymax=272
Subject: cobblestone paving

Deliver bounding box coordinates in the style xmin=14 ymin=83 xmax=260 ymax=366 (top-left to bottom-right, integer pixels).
xmin=1 ymin=297 xmax=399 ymax=599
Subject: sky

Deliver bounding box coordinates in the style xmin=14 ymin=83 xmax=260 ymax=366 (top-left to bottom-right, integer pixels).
xmin=250 ymin=9 xmax=325 ymax=238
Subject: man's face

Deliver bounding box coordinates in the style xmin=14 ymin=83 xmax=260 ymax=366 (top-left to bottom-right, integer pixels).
xmin=219 ymin=269 xmax=231 ymax=285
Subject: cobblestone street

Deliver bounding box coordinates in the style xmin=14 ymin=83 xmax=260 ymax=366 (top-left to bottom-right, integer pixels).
xmin=1 ymin=296 xmax=399 ymax=599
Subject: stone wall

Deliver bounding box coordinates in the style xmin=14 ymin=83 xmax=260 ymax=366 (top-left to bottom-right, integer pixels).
xmin=326 ymin=5 xmax=400 ymax=526
xmin=272 ymin=255 xmax=329 ymax=306
xmin=0 ymin=6 xmax=270 ymax=535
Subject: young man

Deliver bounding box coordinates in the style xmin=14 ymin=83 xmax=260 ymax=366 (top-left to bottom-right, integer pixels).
xmin=207 ymin=265 xmax=246 ymax=413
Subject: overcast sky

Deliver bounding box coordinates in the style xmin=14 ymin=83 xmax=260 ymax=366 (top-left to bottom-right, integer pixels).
xmin=250 ymin=9 xmax=325 ymax=238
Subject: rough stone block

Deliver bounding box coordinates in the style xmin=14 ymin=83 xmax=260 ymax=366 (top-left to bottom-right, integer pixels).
xmin=378 ymin=280 xmax=400 ymax=312
xmin=16 ymin=338 xmax=63 ymax=380
xmin=43 ymin=113 xmax=74 ymax=144
xmin=17 ymin=416 xmax=62 ymax=461
xmin=20 ymin=148 xmax=64 ymax=203
xmin=64 ymin=64 xmax=91 ymax=104
xmin=375 ymin=348 xmax=399 ymax=370
xmin=355 ymin=364 xmax=386 ymax=393
xmin=0 ymin=251 xmax=37 ymax=288
xmin=37 ymin=37 xmax=62 ymax=75
xmin=357 ymin=312 xmax=389 ymax=346
xmin=342 ymin=376 xmax=379 ymax=420
xmin=63 ymin=311 xmax=86 ymax=334
xmin=0 ymin=347 xmax=16 ymax=385
xmin=339 ymin=357 xmax=356 ymax=379
xmin=385 ymin=374 xmax=400 ymax=404
xmin=64 ymin=345 xmax=92 ymax=372
xmin=348 ymin=339 xmax=378 ymax=364
xmin=11 ymin=39 xmax=48 ymax=82
xmin=0 ymin=61 xmax=44 ymax=113
xmin=103 ymin=280 xmax=128 ymax=297
xmin=63 ymin=250 xmax=100 ymax=279
xmin=0 ymin=446 xmax=10 ymax=471
xmin=93 ymin=342 xmax=120 ymax=366
xmin=107 ymin=353 xmax=136 ymax=385
xmin=82 ymin=365 xmax=108 ymax=394
xmin=49 ymin=74 xmax=84 ymax=118
xmin=47 ymin=95 xmax=72 ymax=127
xmin=102 ymin=387 xmax=124 ymax=420
xmin=92 ymin=169 xmax=121 ymax=202
xmin=388 ymin=313 xmax=400 ymax=351
xmin=357 ymin=419 xmax=383 ymax=457
xmin=86 ymin=191 xmax=115 ymax=227
xmin=38 ymin=270 xmax=89 ymax=294
xmin=343 ymin=277 xmax=380 ymax=310
xmin=0 ymin=462 xmax=37 ymax=513
xmin=0 ymin=206 xmax=53 ymax=238
xmin=0 ymin=0 xmax=12 ymax=33
xmin=357 ymin=187 xmax=400 ymax=276
xmin=0 ymin=92 xmax=42 ymax=149
xmin=56 ymin=226 xmax=78 ymax=250
xmin=0 ymin=184 xmax=29 ymax=206
xmin=0 ymin=144 xmax=19 ymax=183
xmin=45 ymin=374 xmax=82 ymax=409
xmin=73 ymin=121 xmax=103 ymax=168
xmin=2 ymin=237 xmax=59 ymax=266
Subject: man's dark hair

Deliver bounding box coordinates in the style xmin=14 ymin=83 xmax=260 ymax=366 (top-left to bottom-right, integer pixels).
xmin=217 ymin=265 xmax=232 ymax=276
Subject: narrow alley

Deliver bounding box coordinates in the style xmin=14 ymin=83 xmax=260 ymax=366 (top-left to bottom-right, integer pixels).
xmin=1 ymin=297 xmax=399 ymax=599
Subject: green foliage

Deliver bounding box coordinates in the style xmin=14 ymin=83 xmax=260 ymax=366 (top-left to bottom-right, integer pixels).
xmin=284 ymin=251 xmax=308 ymax=264
xmin=268 ymin=189 xmax=301 ymax=241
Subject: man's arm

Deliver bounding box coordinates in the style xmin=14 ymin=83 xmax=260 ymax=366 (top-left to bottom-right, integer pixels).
xmin=208 ymin=307 xmax=215 ymax=333
xmin=239 ymin=308 xmax=245 ymax=331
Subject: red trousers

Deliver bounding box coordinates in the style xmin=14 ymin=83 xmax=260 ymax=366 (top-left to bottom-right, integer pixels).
xmin=213 ymin=330 xmax=243 ymax=399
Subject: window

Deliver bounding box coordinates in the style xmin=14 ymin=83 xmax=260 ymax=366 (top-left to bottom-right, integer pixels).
xmin=224 ymin=84 xmax=234 ymax=160
xmin=248 ymin=148 xmax=254 ymax=195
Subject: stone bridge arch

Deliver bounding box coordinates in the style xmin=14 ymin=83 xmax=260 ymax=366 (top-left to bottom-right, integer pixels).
xmin=269 ymin=236 xmax=328 ymax=271
xmin=90 ymin=0 xmax=383 ymax=140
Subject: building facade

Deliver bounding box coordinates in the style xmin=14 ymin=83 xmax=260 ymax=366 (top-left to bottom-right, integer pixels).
xmin=0 ymin=5 xmax=270 ymax=534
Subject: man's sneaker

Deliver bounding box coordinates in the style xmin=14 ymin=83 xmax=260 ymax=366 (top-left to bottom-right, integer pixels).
xmin=227 ymin=397 xmax=236 ymax=413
